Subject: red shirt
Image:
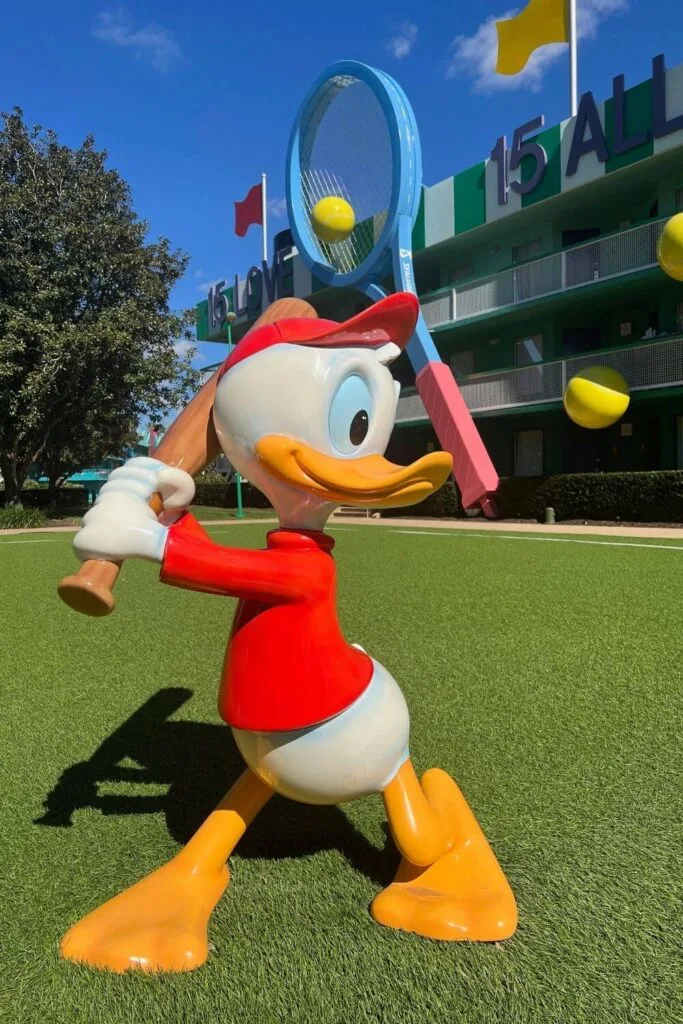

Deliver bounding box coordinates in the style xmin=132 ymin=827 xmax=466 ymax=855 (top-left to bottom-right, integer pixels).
xmin=160 ymin=514 xmax=373 ymax=732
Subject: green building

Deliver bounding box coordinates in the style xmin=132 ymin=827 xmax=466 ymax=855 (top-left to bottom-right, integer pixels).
xmin=197 ymin=53 xmax=683 ymax=480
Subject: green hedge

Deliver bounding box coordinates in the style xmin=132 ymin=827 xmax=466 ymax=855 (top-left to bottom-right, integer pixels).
xmin=193 ymin=479 xmax=272 ymax=510
xmin=381 ymin=471 xmax=683 ymax=523
xmin=380 ymin=480 xmax=461 ymax=518
xmin=0 ymin=506 xmax=47 ymax=529
xmin=0 ymin=487 xmax=88 ymax=509
xmin=495 ymin=471 xmax=683 ymax=522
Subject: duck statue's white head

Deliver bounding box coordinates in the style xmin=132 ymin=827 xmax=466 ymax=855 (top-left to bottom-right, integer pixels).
xmin=212 ymin=293 xmax=452 ymax=532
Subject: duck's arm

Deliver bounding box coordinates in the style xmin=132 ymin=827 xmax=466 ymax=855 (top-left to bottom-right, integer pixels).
xmin=159 ymin=513 xmax=310 ymax=602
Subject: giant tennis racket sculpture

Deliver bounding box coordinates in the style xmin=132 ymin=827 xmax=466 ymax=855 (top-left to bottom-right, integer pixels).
xmin=286 ymin=62 xmax=498 ymax=512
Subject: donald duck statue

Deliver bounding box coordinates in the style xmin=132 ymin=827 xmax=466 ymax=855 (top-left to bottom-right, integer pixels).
xmin=60 ymin=292 xmax=517 ymax=973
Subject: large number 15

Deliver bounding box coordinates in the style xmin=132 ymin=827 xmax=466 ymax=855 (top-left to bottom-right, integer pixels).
xmin=490 ymin=115 xmax=547 ymax=206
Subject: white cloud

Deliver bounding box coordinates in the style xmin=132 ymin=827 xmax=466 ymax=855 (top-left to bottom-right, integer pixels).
xmin=174 ymin=338 xmax=195 ymax=359
xmin=193 ymin=268 xmax=204 ymax=279
xmin=385 ymin=21 xmax=418 ymax=60
xmin=92 ymin=8 xmax=181 ymax=73
xmin=267 ymin=196 xmax=288 ymax=218
xmin=447 ymin=0 xmax=628 ymax=94
xmin=197 ymin=279 xmax=221 ymax=294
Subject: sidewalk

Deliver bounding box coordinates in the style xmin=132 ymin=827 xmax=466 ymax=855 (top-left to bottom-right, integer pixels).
xmin=3 ymin=514 xmax=683 ymax=540
xmin=0 ymin=517 xmax=278 ymax=537
xmin=328 ymin=516 xmax=683 ymax=539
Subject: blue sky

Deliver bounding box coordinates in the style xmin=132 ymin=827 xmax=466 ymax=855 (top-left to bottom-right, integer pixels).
xmin=2 ymin=0 xmax=682 ymax=369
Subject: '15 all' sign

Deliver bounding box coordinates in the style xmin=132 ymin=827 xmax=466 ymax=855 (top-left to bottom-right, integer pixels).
xmin=490 ymin=54 xmax=682 ymax=206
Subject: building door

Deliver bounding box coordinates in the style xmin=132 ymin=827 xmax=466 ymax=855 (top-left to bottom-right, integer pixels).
xmin=514 ymin=429 xmax=544 ymax=476
xmin=450 ymin=350 xmax=474 ymax=381
xmin=514 ymin=334 xmax=545 ymax=402
xmin=512 ymin=239 xmax=543 ymax=301
xmin=563 ymin=227 xmax=601 ymax=287
xmin=562 ymin=325 xmax=603 ymax=357
xmin=561 ymin=227 xmax=600 ymax=247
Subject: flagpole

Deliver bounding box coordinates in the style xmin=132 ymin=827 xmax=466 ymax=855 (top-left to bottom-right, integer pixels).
xmin=261 ymin=172 xmax=268 ymax=264
xmin=569 ymin=0 xmax=578 ymax=117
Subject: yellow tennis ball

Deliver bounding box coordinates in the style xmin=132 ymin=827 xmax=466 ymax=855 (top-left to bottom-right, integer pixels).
xmin=658 ymin=213 xmax=683 ymax=282
xmin=563 ymin=366 xmax=630 ymax=429
xmin=311 ymin=196 xmax=355 ymax=244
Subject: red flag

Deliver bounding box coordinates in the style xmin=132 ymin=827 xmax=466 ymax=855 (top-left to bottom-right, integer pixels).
xmin=234 ymin=183 xmax=263 ymax=238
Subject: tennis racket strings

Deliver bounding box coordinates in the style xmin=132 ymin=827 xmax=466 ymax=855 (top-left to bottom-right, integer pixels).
xmin=298 ymin=74 xmax=392 ymax=275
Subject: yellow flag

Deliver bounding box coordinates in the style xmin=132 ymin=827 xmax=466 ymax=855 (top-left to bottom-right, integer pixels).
xmin=495 ymin=0 xmax=569 ymax=76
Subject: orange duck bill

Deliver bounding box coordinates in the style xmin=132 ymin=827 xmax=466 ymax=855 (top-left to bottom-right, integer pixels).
xmin=255 ymin=435 xmax=453 ymax=509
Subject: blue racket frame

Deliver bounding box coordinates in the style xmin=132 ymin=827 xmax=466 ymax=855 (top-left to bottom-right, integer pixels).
xmin=286 ymin=60 xmax=440 ymax=373
xmin=286 ymin=61 xmax=499 ymax=510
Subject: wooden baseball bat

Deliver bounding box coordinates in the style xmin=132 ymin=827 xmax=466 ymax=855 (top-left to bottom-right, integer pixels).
xmin=57 ymin=298 xmax=317 ymax=617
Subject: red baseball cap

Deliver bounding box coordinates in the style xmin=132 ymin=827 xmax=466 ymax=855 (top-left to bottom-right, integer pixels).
xmin=218 ymin=292 xmax=418 ymax=379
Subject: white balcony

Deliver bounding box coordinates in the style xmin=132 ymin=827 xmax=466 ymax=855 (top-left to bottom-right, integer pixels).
xmin=420 ymin=218 xmax=667 ymax=328
xmin=395 ymin=335 xmax=683 ymax=423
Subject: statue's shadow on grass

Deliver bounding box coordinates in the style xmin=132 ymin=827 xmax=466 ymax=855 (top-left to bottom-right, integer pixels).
xmin=35 ymin=687 xmax=397 ymax=888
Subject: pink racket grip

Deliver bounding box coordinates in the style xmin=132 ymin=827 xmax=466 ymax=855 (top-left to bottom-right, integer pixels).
xmin=416 ymin=362 xmax=499 ymax=514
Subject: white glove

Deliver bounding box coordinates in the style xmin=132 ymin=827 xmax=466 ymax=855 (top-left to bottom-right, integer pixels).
xmin=73 ymin=457 xmax=195 ymax=564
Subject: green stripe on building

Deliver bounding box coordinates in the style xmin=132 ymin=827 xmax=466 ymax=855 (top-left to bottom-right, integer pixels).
xmin=604 ymin=79 xmax=654 ymax=174
xmin=521 ymin=123 xmax=562 ymax=208
xmin=454 ymin=162 xmax=486 ymax=233
xmin=412 ymin=187 xmax=425 ymax=252
xmin=196 ymin=299 xmax=209 ymax=339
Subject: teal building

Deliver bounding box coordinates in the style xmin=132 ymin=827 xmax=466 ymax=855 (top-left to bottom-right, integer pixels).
xmin=197 ymin=53 xmax=683 ymax=479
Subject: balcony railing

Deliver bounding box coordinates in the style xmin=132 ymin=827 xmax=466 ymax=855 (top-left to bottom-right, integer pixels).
xmin=395 ymin=335 xmax=683 ymax=422
xmin=420 ymin=218 xmax=667 ymax=329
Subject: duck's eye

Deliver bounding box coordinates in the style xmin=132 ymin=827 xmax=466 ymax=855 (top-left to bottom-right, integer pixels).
xmin=329 ymin=374 xmax=373 ymax=454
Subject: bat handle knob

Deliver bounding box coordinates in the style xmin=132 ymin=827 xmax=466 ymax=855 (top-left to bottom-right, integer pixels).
xmin=57 ymin=560 xmax=121 ymax=617
xmin=57 ymin=491 xmax=164 ymax=617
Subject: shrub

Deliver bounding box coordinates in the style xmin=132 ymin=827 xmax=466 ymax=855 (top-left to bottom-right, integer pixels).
xmin=0 ymin=506 xmax=47 ymax=529
xmin=193 ymin=481 xmax=228 ymax=507
xmin=0 ymin=487 xmax=89 ymax=510
xmin=380 ymin=470 xmax=683 ymax=523
xmin=495 ymin=470 xmax=683 ymax=523
xmin=196 ymin=470 xmax=229 ymax=485
xmin=193 ymin=479 xmax=272 ymax=510
xmin=381 ymin=479 xmax=461 ymax=518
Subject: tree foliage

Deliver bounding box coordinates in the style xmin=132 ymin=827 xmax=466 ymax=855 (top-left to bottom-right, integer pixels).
xmin=0 ymin=108 xmax=199 ymax=501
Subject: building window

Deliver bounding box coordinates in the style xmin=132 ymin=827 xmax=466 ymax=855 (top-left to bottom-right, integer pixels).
xmin=449 ymin=263 xmax=474 ymax=285
xmin=514 ymin=429 xmax=544 ymax=477
xmin=676 ymin=188 xmax=683 ymax=211
xmin=512 ymin=239 xmax=542 ymax=265
xmin=450 ymin=350 xmax=474 ymax=380
xmin=514 ymin=334 xmax=544 ymax=366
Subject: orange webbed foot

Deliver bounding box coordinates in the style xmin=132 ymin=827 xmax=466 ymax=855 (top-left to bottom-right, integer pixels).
xmin=373 ymin=770 xmax=517 ymax=942
xmin=60 ymin=858 xmax=229 ymax=973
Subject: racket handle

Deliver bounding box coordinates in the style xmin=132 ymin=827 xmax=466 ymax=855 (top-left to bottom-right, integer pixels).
xmin=416 ymin=362 xmax=499 ymax=512
xmin=57 ymin=493 xmax=164 ymax=617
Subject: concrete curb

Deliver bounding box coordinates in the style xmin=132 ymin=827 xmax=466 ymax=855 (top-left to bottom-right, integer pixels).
xmin=328 ymin=516 xmax=683 ymax=539
xmin=2 ymin=516 xmax=682 ymax=541
xmin=0 ymin=518 xmax=279 ymax=537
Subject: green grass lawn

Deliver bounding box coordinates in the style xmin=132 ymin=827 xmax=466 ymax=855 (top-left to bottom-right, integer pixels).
xmin=1 ymin=523 xmax=681 ymax=1024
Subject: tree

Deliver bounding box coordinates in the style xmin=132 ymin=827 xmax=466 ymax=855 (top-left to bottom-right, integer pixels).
xmin=38 ymin=411 xmax=139 ymax=492
xmin=0 ymin=109 xmax=199 ymax=503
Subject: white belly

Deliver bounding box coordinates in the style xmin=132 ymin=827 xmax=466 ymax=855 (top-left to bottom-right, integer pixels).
xmin=231 ymin=660 xmax=410 ymax=805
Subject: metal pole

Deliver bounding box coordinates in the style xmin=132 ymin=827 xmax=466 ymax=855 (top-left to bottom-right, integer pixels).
xmin=569 ymin=0 xmax=578 ymax=118
xmin=261 ymin=172 xmax=268 ymax=265
xmin=225 ymin=313 xmax=245 ymax=520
